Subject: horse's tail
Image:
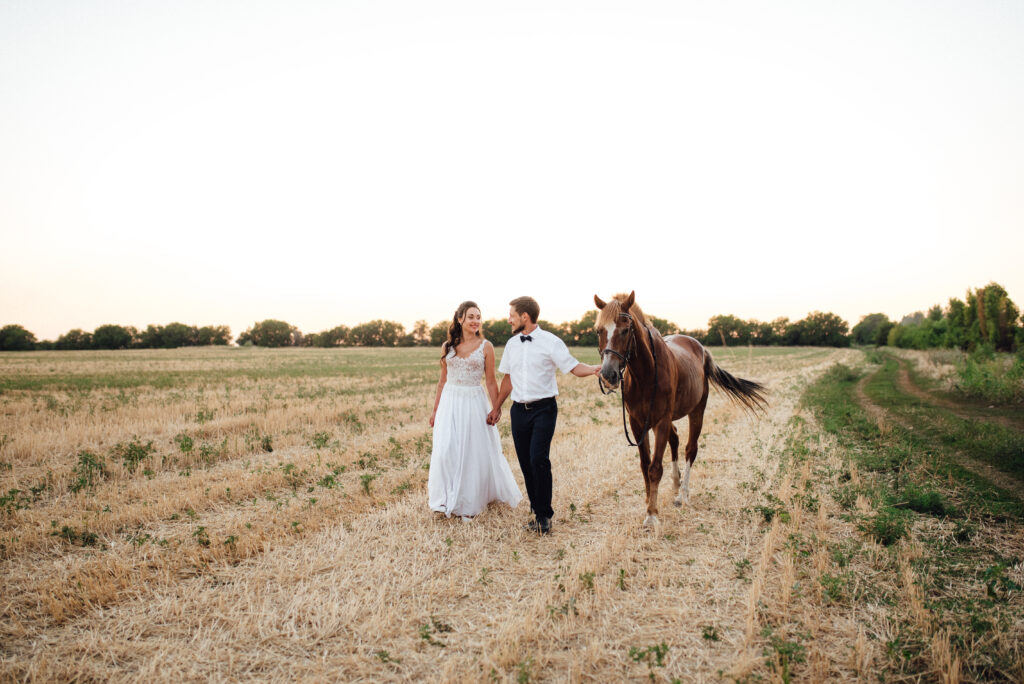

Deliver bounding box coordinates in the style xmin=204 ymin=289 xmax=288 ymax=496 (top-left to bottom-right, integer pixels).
xmin=704 ymin=352 xmax=769 ymax=414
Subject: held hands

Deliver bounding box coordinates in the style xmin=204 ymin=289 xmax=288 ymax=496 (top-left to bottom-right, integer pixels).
xmin=486 ymin=407 xmax=501 ymax=425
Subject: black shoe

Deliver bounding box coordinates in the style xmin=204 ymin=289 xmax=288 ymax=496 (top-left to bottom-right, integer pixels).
xmin=537 ymin=517 xmax=552 ymax=535
xmin=523 ymin=518 xmax=540 ymax=532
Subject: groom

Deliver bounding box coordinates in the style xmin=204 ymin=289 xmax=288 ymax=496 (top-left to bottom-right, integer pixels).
xmin=487 ymin=296 xmax=601 ymax=534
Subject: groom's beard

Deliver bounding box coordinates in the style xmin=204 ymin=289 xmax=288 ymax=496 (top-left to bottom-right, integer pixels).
xmin=512 ymin=325 xmax=525 ymax=334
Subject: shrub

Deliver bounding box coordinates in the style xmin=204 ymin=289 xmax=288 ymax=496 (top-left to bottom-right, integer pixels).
xmin=69 ymin=451 xmax=108 ymax=492
xmin=954 ymin=351 xmax=1024 ymax=404
xmin=860 ymin=508 xmax=908 ymax=546
xmin=899 ymin=484 xmax=951 ymax=516
xmin=111 ymin=438 xmax=156 ymax=473
xmin=174 ymin=433 xmax=194 ymax=454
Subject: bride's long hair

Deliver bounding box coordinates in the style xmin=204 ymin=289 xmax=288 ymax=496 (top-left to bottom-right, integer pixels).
xmin=442 ymin=300 xmax=482 ymax=359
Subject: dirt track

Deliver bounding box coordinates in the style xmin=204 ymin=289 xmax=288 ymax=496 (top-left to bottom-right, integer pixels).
xmin=853 ymin=358 xmax=1024 ymax=495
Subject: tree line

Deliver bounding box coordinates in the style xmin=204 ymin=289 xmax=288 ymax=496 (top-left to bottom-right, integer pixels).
xmin=850 ymin=282 xmax=1022 ymax=352
xmin=2 ymin=281 xmax=1018 ymax=352
xmin=0 ymin=323 xmax=231 ymax=351
xmin=0 ymin=310 xmax=854 ymax=351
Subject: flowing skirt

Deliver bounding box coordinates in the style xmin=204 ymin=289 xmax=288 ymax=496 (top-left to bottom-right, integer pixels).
xmin=428 ymin=383 xmax=522 ymax=518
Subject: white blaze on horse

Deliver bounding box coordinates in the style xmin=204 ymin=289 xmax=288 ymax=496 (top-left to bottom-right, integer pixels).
xmin=595 ymin=291 xmax=768 ymax=527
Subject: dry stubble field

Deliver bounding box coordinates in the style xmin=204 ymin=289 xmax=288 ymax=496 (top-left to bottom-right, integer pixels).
xmin=1 ymin=345 xmax=1012 ymax=681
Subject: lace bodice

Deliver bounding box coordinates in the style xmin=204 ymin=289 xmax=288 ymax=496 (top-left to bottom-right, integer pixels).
xmin=446 ymin=342 xmax=486 ymax=387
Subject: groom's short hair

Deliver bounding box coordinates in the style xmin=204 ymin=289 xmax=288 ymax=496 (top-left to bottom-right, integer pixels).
xmin=509 ymin=296 xmax=540 ymax=324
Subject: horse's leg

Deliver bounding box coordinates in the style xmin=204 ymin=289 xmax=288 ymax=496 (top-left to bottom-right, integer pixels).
xmin=644 ymin=422 xmax=669 ymax=527
xmin=681 ymin=406 xmax=705 ymax=504
xmin=633 ymin=420 xmax=653 ymax=523
xmin=668 ymin=425 xmax=683 ymax=507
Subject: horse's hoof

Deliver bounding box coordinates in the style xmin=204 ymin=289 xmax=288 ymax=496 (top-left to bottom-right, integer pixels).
xmin=643 ymin=515 xmax=659 ymax=527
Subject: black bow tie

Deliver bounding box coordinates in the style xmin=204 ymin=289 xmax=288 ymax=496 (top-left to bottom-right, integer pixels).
xmin=520 ymin=335 xmax=533 ymax=343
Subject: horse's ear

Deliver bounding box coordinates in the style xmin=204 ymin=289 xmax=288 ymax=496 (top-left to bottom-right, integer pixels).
xmin=594 ymin=295 xmax=606 ymax=310
xmin=623 ymin=291 xmax=636 ymax=311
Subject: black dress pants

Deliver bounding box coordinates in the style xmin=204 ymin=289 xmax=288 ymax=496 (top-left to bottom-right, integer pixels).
xmin=510 ymin=398 xmax=558 ymax=520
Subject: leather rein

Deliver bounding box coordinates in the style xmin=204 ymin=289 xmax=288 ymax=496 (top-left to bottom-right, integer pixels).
xmin=597 ymin=312 xmax=658 ymax=447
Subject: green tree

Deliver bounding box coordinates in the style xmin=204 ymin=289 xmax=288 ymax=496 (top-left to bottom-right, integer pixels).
xmin=875 ymin=320 xmax=895 ymax=347
xmin=238 ymin=320 xmax=300 ymax=347
xmin=565 ymin=310 xmax=599 ymax=346
xmin=944 ymin=297 xmax=970 ymax=349
xmin=161 ymin=322 xmax=199 ymax=348
xmin=770 ymin=317 xmax=791 ymax=344
xmin=138 ymin=324 xmax=164 ymax=349
xmin=648 ymin=316 xmax=679 ymax=337
xmin=92 ymin=324 xmax=134 ymax=350
xmin=196 ymin=325 xmax=231 ymax=346
xmin=748 ymin=321 xmax=776 ymax=345
xmin=410 ymin=320 xmax=431 ymax=346
xmin=979 ymin=282 xmax=1019 ymax=351
xmin=851 ymin=313 xmax=891 ymax=346
xmin=311 ymin=325 xmax=349 ymax=347
xmin=430 ymin=321 xmax=450 ymax=346
xmin=707 ymin=315 xmax=751 ymax=346
xmin=889 ymin=316 xmax=945 ymax=350
xmin=348 ymin=320 xmax=404 ymax=347
xmin=0 ymin=324 xmax=37 ymax=351
xmin=56 ymin=328 xmax=93 ymax=350
xmin=797 ymin=311 xmax=850 ymax=347
xmin=537 ymin=319 xmax=571 ymax=344
xmin=482 ymin=319 xmax=512 ymax=343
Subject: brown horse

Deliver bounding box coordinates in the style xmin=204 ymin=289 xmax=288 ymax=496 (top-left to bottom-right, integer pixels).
xmin=595 ymin=292 xmax=768 ymax=526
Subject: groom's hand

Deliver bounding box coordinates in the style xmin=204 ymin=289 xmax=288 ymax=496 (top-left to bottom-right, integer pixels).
xmin=487 ymin=407 xmax=501 ymax=425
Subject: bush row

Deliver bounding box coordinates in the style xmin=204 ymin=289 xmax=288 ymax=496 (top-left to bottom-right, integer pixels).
xmin=851 ymin=282 xmax=1022 ymax=353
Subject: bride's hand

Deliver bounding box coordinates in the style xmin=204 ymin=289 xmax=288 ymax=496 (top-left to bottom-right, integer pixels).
xmin=429 ymin=412 xmax=436 ymax=427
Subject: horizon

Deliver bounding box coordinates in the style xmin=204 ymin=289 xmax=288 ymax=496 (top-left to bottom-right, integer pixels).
xmin=7 ymin=277 xmax=1012 ymax=343
xmin=3 ymin=2 xmax=1022 ymax=341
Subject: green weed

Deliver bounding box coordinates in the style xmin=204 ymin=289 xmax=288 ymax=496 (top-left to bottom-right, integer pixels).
xmin=111 ymin=437 xmax=156 ymax=473
xmin=69 ymin=451 xmax=107 ymax=492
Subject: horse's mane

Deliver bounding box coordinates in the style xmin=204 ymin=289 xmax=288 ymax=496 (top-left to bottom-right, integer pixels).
xmin=595 ymin=293 xmax=653 ymax=330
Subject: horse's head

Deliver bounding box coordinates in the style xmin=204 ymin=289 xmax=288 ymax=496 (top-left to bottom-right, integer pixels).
xmin=594 ymin=291 xmax=637 ymax=389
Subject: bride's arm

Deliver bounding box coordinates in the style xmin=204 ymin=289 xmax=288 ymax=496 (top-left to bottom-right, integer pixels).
xmin=430 ymin=353 xmax=448 ymax=427
xmin=483 ymin=341 xmax=500 ymax=410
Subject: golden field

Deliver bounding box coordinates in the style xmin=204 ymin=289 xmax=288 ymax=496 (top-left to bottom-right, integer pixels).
xmin=1 ymin=345 xmax=1017 ymax=682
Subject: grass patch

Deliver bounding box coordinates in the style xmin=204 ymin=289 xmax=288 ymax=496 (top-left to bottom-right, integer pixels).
xmin=802 ymin=353 xmax=1024 ymax=681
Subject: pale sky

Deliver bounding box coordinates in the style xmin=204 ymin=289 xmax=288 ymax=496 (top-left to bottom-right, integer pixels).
xmin=2 ymin=1 xmax=1022 ymax=341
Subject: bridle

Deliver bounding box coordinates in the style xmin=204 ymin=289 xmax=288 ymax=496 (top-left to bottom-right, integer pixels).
xmin=597 ymin=312 xmax=659 ymax=448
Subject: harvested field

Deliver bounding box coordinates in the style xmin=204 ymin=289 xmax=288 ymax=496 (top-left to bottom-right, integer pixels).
xmin=2 ymin=345 xmax=1019 ymax=681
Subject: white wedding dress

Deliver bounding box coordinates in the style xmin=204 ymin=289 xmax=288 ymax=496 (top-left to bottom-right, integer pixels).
xmin=429 ymin=343 xmax=522 ymax=518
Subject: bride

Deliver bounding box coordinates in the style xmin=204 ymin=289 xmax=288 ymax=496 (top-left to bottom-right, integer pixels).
xmin=428 ymin=301 xmax=522 ymax=519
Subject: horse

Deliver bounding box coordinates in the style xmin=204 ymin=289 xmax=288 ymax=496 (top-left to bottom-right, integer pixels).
xmin=594 ymin=291 xmax=768 ymax=526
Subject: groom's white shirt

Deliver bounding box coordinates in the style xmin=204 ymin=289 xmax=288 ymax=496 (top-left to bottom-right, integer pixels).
xmin=498 ymin=326 xmax=579 ymax=403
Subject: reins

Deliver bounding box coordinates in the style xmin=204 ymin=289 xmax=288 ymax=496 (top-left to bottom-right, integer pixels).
xmin=597 ymin=312 xmax=658 ymax=447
